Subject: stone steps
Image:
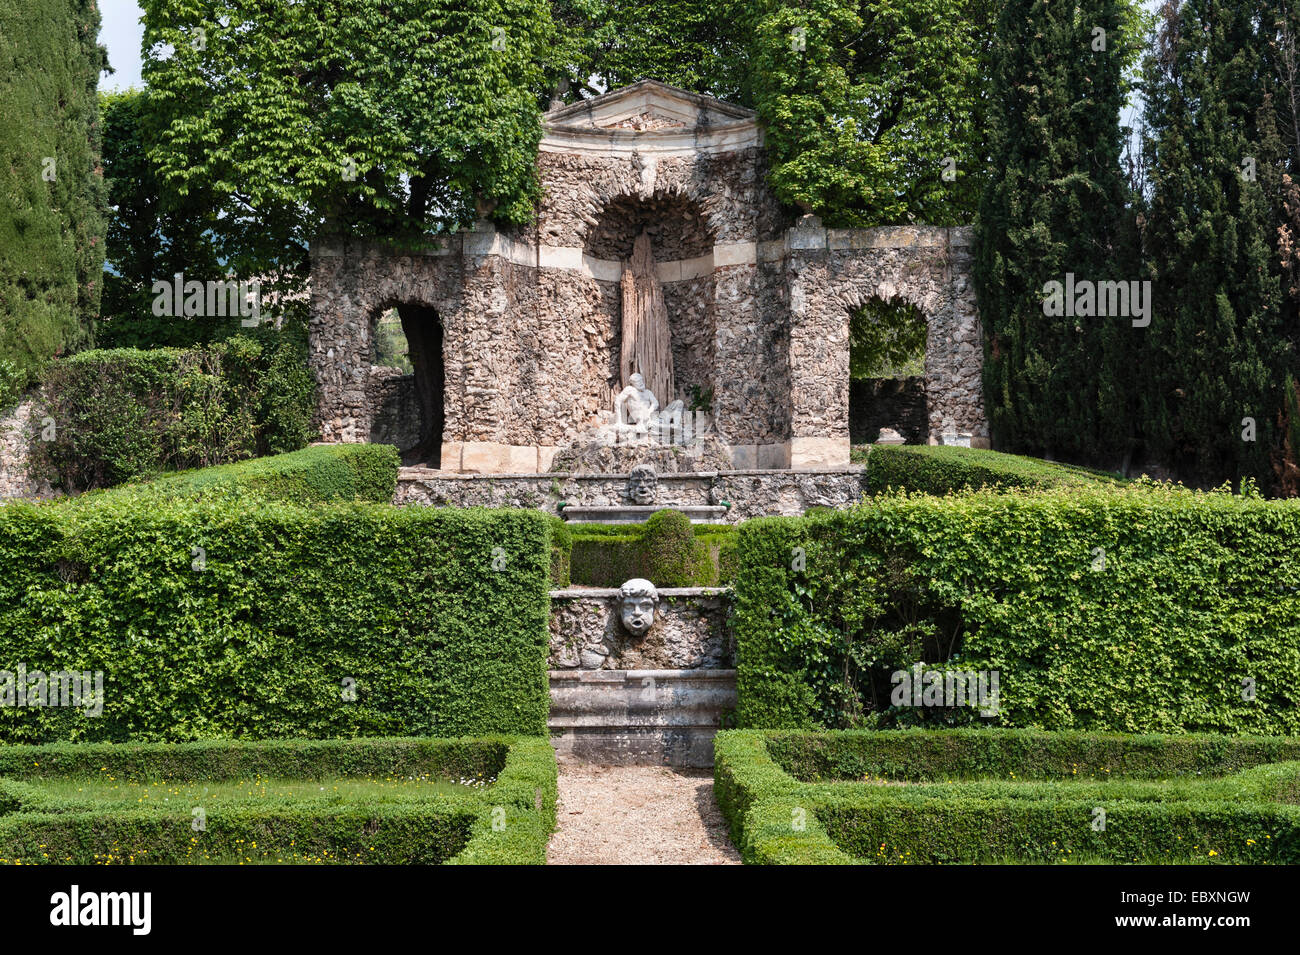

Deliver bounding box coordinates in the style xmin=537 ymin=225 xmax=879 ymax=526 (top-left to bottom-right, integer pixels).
xmin=548 ymin=669 xmax=737 ymax=768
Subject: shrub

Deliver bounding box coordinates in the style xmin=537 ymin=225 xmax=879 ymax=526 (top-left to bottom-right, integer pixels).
xmin=566 ymin=512 xmax=731 ymax=587
xmin=0 ymin=500 xmax=552 ymax=743
xmin=715 ymin=729 xmax=1300 ymax=865
xmin=732 ymin=484 xmax=1300 ymax=734
xmin=864 ymin=445 xmax=1124 ymax=495
xmin=0 ymin=735 xmax=557 ymax=865
xmin=30 ymin=332 xmax=316 ymax=492
xmin=94 ymin=444 xmax=400 ymax=505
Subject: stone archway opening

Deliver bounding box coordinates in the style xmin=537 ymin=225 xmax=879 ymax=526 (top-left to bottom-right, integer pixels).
xmin=848 ymin=295 xmax=929 ymax=446
xmin=369 ymin=302 xmax=445 ymax=467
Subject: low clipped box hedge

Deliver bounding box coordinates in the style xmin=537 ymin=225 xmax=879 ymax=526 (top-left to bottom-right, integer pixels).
xmin=715 ymin=729 xmax=1300 ymax=865
xmin=864 ymin=444 xmax=1123 ymax=495
xmin=92 ymin=443 xmax=400 ymax=505
xmin=0 ymin=498 xmax=553 ymax=743
xmin=732 ymin=484 xmax=1300 ymax=734
xmin=0 ymin=735 xmax=558 ymax=865
xmin=565 ymin=509 xmax=735 ymax=587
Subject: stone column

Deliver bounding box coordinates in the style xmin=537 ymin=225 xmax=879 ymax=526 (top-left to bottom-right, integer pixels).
xmin=922 ymin=229 xmax=988 ymax=447
xmin=309 ymin=242 xmax=371 ymax=443
xmin=785 ymin=216 xmax=851 ymax=468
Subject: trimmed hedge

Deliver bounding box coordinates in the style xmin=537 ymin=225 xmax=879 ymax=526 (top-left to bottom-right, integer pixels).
xmin=0 ymin=499 xmax=553 ymax=742
xmin=547 ymin=515 xmax=572 ymax=588
xmin=93 ymin=444 xmax=400 ymax=505
xmin=30 ymin=336 xmax=316 ymax=492
xmin=760 ymin=727 xmax=1300 ymax=783
xmin=732 ymin=484 xmax=1300 ymax=733
xmin=566 ymin=512 xmax=735 ymax=587
xmin=863 ymin=444 xmax=1124 ymax=495
xmin=715 ymin=729 xmax=1300 ymax=865
xmin=0 ymin=735 xmax=557 ymax=865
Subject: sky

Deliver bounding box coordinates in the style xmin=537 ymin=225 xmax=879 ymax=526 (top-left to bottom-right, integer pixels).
xmin=99 ymin=0 xmax=145 ymax=91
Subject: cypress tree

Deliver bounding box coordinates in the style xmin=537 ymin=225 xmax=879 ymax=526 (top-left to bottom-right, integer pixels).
xmin=0 ymin=0 xmax=106 ymax=394
xmin=975 ymin=0 xmax=1140 ymax=464
xmin=1141 ymin=0 xmax=1284 ymax=487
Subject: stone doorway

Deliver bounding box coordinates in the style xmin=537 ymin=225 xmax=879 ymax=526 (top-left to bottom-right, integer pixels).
xmin=848 ymin=295 xmax=929 ymax=445
xmin=369 ymin=303 xmax=446 ymax=467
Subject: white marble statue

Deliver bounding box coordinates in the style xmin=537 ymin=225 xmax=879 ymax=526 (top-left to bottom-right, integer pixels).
xmin=609 ymin=373 xmax=686 ymax=445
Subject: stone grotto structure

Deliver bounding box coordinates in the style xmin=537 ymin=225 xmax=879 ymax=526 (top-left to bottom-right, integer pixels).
xmin=309 ymin=80 xmax=987 ymax=473
xmin=306 ymin=80 xmax=991 ymax=766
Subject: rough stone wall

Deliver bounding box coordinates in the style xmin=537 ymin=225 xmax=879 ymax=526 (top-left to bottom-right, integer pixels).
xmin=394 ymin=467 xmax=869 ymax=521
xmin=662 ymin=276 xmax=715 ymax=406
xmin=531 ymin=269 xmax=620 ymax=444
xmin=549 ymin=588 xmax=734 ymax=670
xmin=786 ymin=222 xmax=986 ymax=460
xmin=367 ymin=368 xmax=421 ymax=452
xmin=711 ymin=261 xmax=790 ymax=456
xmin=537 ymin=148 xmax=787 ymax=250
xmin=583 ymin=192 xmax=716 ymax=260
xmin=309 ymin=243 xmax=464 ymax=443
xmin=0 ymin=401 xmax=57 ymax=499
xmin=310 ymin=132 xmax=985 ymax=470
xmin=850 ymin=377 xmax=928 ymax=445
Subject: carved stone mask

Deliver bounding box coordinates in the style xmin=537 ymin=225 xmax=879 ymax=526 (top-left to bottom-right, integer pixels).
xmin=627 ymin=465 xmax=658 ymax=505
xmin=619 ymin=578 xmax=658 ymax=637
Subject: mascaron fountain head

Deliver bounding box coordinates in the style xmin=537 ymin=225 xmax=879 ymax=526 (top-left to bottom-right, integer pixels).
xmin=618 ymin=578 xmax=659 ymax=637
xmin=627 ymin=464 xmax=658 ymax=505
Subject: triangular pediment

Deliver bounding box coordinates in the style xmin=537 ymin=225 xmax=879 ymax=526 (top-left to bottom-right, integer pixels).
xmin=544 ymin=80 xmax=755 ymax=133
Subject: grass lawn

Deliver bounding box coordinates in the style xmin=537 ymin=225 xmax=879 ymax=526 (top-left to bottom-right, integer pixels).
xmin=31 ymin=773 xmax=489 ymax=807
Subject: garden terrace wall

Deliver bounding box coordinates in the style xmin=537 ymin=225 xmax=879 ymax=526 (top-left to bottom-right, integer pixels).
xmin=731 ymin=486 xmax=1300 ymax=734
xmin=395 ymin=466 xmax=869 ymax=521
xmin=0 ymin=500 xmax=552 ymax=743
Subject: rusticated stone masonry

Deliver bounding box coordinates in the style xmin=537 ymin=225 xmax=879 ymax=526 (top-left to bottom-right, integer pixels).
xmin=0 ymin=401 xmax=56 ymax=500
xmin=395 ymin=466 xmax=870 ymax=521
xmin=309 ymin=80 xmax=987 ymax=474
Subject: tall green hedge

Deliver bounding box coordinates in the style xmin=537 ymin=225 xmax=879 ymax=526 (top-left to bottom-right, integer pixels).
xmin=0 ymin=0 xmax=106 ymax=397
xmin=0 ymin=500 xmax=552 ymax=743
xmin=732 ymin=485 xmax=1300 ymax=734
xmin=31 ymin=333 xmax=316 ymax=491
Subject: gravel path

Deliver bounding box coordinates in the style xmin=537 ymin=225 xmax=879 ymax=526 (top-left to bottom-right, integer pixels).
xmin=547 ymin=764 xmax=742 ymax=865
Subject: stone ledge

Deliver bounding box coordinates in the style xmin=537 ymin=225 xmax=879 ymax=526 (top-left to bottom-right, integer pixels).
xmin=398 ymin=465 xmax=866 ymax=480
xmin=549 ymin=587 xmax=731 ymax=600
xmin=548 ymin=668 xmax=737 ymax=681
